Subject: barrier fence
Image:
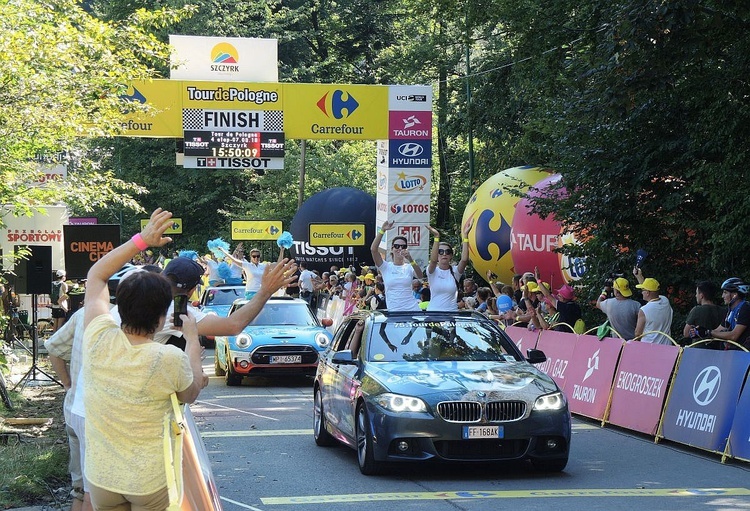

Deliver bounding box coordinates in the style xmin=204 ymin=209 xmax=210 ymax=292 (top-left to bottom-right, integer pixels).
xmin=500 ymin=326 xmax=750 ymax=463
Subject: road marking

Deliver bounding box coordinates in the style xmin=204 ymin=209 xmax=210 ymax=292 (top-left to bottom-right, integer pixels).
xmin=260 ymin=488 xmax=750 ymax=505
xmin=193 ymin=400 xmax=278 ymax=421
xmin=221 ymin=496 xmax=265 ymax=511
xmin=203 ymin=424 xmax=597 ymax=438
xmin=213 ymin=394 xmax=312 ymax=399
xmin=202 ymin=429 xmax=311 ymax=437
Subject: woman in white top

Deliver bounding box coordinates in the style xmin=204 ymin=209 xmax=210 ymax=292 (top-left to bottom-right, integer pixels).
xmin=220 ymin=246 xmax=267 ymax=299
xmin=371 ymin=221 xmax=424 ymax=311
xmin=425 ymin=223 xmax=471 ymax=311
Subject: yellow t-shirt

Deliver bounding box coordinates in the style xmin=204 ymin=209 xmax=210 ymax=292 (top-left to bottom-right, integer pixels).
xmin=82 ymin=314 xmax=193 ymax=495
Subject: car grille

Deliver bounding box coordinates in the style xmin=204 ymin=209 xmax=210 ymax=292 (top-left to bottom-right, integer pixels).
xmin=437 ymin=401 xmax=527 ymax=423
xmin=434 ymin=439 xmax=529 ymax=460
xmin=250 ymin=345 xmax=319 ymax=365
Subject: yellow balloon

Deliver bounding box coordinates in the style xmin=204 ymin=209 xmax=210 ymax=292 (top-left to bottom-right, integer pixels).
xmin=461 ymin=166 xmax=553 ymax=284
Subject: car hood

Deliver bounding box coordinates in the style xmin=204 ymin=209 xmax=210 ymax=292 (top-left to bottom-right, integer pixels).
xmin=202 ymin=304 xmax=233 ymax=317
xmin=237 ymin=325 xmax=331 ymax=348
xmin=362 ymin=360 xmax=558 ymax=401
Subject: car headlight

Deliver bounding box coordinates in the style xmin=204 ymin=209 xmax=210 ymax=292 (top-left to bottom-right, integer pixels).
xmin=533 ymin=391 xmax=566 ymax=411
xmin=235 ymin=333 xmax=252 ymax=349
xmin=375 ymin=393 xmax=427 ymax=413
xmin=315 ymin=332 xmax=331 ymax=348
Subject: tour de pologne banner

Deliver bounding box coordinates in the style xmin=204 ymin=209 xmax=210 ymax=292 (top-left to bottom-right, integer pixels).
xmin=728 ymin=375 xmax=750 ymax=461
xmin=564 ymin=334 xmax=624 ymax=420
xmin=535 ymin=330 xmax=578 ymax=391
xmin=607 ymin=341 xmax=680 ymax=435
xmin=63 ymin=225 xmax=121 ymax=279
xmin=503 ymin=326 xmax=539 ymax=352
xmin=661 ymin=349 xmax=750 ymax=452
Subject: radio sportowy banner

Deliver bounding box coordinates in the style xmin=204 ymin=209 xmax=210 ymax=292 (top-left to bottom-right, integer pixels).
xmin=1 ymin=205 xmax=67 ymax=272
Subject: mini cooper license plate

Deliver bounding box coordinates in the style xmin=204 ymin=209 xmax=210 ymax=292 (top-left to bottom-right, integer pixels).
xmin=269 ymin=355 xmax=302 ymax=364
xmin=463 ymin=425 xmax=504 ymax=439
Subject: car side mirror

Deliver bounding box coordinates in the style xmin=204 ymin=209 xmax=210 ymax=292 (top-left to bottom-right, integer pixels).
xmin=526 ymin=348 xmax=547 ymax=364
xmin=321 ymin=318 xmax=334 ymax=327
xmin=332 ymin=350 xmax=358 ymax=365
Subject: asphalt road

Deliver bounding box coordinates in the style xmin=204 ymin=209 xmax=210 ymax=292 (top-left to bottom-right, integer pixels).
xmin=193 ymin=352 xmax=750 ymax=511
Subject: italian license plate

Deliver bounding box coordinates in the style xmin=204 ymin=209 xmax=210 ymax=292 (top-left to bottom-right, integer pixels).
xmin=269 ymin=355 xmax=302 ymax=364
xmin=462 ymin=425 xmax=504 ymax=439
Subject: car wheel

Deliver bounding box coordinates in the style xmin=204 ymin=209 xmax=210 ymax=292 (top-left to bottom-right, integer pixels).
xmin=313 ymin=387 xmax=336 ymax=447
xmin=224 ymin=351 xmax=243 ymax=386
xmin=214 ymin=350 xmax=226 ymax=377
xmin=530 ymin=456 xmax=568 ymax=472
xmin=355 ymin=402 xmax=383 ymax=475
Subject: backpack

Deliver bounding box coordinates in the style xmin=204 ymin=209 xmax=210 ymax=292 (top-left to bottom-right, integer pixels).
xmin=50 ymin=281 xmax=62 ymax=305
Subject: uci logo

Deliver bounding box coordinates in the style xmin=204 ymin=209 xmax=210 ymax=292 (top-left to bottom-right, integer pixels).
xmin=692 ymin=366 xmax=721 ymax=406
xmin=398 ymin=143 xmax=423 ymax=157
xmin=317 ymin=90 xmax=359 ymax=119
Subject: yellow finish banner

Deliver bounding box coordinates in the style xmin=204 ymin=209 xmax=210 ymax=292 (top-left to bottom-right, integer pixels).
xmin=141 ymin=218 xmax=183 ymax=234
xmin=120 ymin=80 xmax=389 ymax=140
xmin=309 ymin=223 xmax=365 ymax=246
xmin=231 ymin=220 xmax=283 ymax=241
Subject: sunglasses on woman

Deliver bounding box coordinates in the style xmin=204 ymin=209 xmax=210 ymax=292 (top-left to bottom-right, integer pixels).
xmin=251 ymin=254 xmax=260 ymax=258
xmin=392 ymin=243 xmax=407 ymax=250
xmin=438 ymin=248 xmax=453 ymax=255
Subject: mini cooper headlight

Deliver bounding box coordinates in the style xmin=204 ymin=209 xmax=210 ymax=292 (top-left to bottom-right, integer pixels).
xmin=375 ymin=393 xmax=427 ymax=413
xmin=533 ymin=391 xmax=566 ymax=411
xmin=235 ymin=333 xmax=252 ymax=349
xmin=315 ymin=332 xmax=331 ymax=348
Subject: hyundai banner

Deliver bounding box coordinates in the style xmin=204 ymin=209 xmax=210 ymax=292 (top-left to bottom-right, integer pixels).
xmin=661 ymin=349 xmax=750 ymax=452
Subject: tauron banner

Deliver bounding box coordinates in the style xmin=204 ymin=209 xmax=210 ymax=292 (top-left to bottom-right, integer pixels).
xmin=63 ymin=225 xmax=121 ymax=279
xmin=661 ymin=349 xmax=750 ymax=452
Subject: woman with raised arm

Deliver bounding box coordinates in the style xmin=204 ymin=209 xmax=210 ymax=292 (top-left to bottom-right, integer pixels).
xmin=82 ymin=208 xmax=208 ymax=511
xmin=371 ymin=220 xmax=423 ymax=311
xmin=424 ymin=222 xmax=471 ymax=311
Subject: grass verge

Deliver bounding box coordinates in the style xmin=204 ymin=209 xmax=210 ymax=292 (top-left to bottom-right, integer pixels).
xmin=0 ymin=356 xmax=70 ymax=510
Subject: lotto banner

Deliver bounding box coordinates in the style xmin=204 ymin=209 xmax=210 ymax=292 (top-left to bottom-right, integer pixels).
xmin=728 ymin=375 xmax=750 ymax=461
xmin=661 ymin=349 xmax=750 ymax=452
xmin=534 ymin=330 xmax=578 ymax=391
xmin=564 ymin=335 xmax=624 ymax=420
xmin=503 ymin=326 xmax=539 ymax=352
xmin=376 ymin=167 xmax=431 ymax=197
xmin=607 ymin=341 xmax=679 ymax=435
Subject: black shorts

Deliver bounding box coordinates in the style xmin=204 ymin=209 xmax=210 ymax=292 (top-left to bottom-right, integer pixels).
xmin=51 ymin=307 xmax=66 ymax=319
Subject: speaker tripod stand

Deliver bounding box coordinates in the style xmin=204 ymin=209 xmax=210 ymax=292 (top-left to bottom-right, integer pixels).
xmin=13 ymin=294 xmax=61 ymax=391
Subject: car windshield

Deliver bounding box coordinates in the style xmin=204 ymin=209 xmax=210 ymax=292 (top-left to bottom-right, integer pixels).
xmin=365 ymin=316 xmax=520 ymax=363
xmin=249 ymin=303 xmax=318 ymax=326
xmin=205 ymin=288 xmax=244 ymax=306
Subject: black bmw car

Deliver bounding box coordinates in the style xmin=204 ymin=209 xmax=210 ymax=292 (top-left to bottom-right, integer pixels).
xmin=313 ymin=310 xmax=571 ymax=475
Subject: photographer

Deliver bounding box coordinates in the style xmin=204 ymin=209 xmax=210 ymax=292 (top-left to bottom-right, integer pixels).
xmin=596 ymin=276 xmax=640 ymax=340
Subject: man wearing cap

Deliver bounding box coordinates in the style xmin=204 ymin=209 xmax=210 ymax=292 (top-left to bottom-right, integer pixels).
xmin=633 ymin=268 xmax=674 ymax=344
xmin=157 ymin=256 xmax=297 ymax=345
xmin=596 ymin=277 xmax=641 ymax=340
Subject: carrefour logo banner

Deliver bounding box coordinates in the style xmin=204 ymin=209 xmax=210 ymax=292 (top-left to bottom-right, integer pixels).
xmin=119 ymin=80 xmax=183 ymax=137
xmin=661 ymin=349 xmax=750 ymax=452
xmin=308 ymin=224 xmax=365 ymax=246
xmin=283 ymin=84 xmax=388 ymax=140
xmin=231 ymin=220 xmax=282 ymax=241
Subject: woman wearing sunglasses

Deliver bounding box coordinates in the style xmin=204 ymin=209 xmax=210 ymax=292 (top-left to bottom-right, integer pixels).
xmin=220 ymin=246 xmax=267 ymax=300
xmin=425 ymin=223 xmax=471 ymax=311
xmin=371 ymin=220 xmax=424 ymax=311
